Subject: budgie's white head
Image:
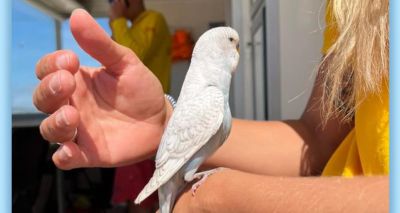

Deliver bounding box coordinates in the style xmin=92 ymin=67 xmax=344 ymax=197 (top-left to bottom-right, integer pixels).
xmin=192 ymin=27 xmax=240 ymax=73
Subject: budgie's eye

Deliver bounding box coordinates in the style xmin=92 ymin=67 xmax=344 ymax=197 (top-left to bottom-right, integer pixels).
xmin=229 ymin=37 xmax=234 ymax=42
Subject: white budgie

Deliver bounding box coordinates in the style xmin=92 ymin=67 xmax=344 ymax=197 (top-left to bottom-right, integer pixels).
xmin=134 ymin=27 xmax=240 ymax=213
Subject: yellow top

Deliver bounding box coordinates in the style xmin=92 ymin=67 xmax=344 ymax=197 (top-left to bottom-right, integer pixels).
xmin=322 ymin=84 xmax=389 ymax=176
xmin=321 ymin=1 xmax=389 ymax=176
xmin=110 ymin=10 xmax=172 ymax=92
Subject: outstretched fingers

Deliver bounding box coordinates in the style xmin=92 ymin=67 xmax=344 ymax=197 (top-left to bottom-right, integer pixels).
xmin=40 ymin=105 xmax=89 ymax=170
xmin=34 ymin=50 xmax=79 ymax=114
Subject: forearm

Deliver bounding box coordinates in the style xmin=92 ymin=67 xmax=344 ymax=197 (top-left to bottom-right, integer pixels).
xmin=204 ymin=118 xmax=319 ymax=176
xmin=175 ymin=169 xmax=388 ymax=213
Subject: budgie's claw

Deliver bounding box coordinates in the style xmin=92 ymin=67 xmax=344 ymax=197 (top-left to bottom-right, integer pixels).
xmin=191 ymin=168 xmax=224 ymax=196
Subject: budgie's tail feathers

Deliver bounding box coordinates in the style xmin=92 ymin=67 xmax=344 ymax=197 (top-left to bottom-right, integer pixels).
xmin=135 ymin=156 xmax=187 ymax=204
xmin=134 ymin=176 xmax=159 ymax=204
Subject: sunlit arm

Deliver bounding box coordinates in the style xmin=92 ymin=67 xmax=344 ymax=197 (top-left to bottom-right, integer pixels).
xmin=174 ymin=169 xmax=388 ymax=213
xmin=204 ymin=69 xmax=353 ymax=176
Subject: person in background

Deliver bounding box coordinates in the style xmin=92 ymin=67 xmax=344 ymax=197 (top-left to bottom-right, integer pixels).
xmin=317 ymin=0 xmax=388 ymax=177
xmin=109 ymin=0 xmax=171 ymax=92
xmin=33 ymin=0 xmax=388 ymax=211
xmin=108 ymin=0 xmax=171 ymax=212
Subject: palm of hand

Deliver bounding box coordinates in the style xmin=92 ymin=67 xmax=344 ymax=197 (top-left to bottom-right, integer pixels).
xmin=69 ymin=62 xmax=166 ymax=167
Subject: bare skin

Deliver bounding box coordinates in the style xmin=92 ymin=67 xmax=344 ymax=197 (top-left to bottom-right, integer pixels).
xmin=173 ymin=170 xmax=388 ymax=213
xmin=168 ymin=60 xmax=389 ymax=213
xmin=33 ymin=9 xmax=388 ymax=212
xmin=204 ymin=66 xmax=354 ymax=177
xmin=34 ymin=9 xmax=171 ymax=169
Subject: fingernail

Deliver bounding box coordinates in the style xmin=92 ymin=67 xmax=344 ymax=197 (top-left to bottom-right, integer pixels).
xmin=49 ymin=73 xmax=61 ymax=94
xmin=56 ymin=54 xmax=70 ymax=69
xmin=57 ymin=144 xmax=72 ymax=162
xmin=71 ymin=128 xmax=78 ymax=141
xmin=55 ymin=109 xmax=70 ymax=127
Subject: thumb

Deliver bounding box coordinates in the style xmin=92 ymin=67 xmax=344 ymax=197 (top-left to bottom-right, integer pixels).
xmin=69 ymin=9 xmax=140 ymax=75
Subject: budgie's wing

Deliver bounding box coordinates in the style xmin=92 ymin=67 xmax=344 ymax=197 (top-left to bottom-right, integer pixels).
xmin=135 ymin=86 xmax=224 ymax=204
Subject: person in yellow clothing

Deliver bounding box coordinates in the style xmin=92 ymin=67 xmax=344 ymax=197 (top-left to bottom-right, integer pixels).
xmin=321 ymin=0 xmax=389 ymax=177
xmin=32 ymin=0 xmax=388 ymax=211
xmin=109 ymin=0 xmax=171 ymax=92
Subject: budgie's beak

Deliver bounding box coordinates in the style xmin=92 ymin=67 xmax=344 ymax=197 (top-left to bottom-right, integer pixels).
xmin=236 ymin=43 xmax=240 ymax=53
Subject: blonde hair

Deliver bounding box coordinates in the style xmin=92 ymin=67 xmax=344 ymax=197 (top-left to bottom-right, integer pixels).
xmin=321 ymin=0 xmax=389 ymax=122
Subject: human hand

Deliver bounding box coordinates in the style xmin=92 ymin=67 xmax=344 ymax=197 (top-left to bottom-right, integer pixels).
xmin=33 ymin=9 xmax=171 ymax=170
xmin=109 ymin=0 xmax=126 ymax=21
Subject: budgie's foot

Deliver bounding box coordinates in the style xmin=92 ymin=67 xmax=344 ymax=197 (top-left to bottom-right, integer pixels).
xmin=191 ymin=168 xmax=224 ymax=196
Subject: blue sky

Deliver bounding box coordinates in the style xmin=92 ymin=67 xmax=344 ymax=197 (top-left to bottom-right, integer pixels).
xmin=11 ymin=0 xmax=111 ymax=114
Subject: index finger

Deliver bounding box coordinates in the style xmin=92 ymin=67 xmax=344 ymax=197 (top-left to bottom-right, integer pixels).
xmin=35 ymin=50 xmax=80 ymax=80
